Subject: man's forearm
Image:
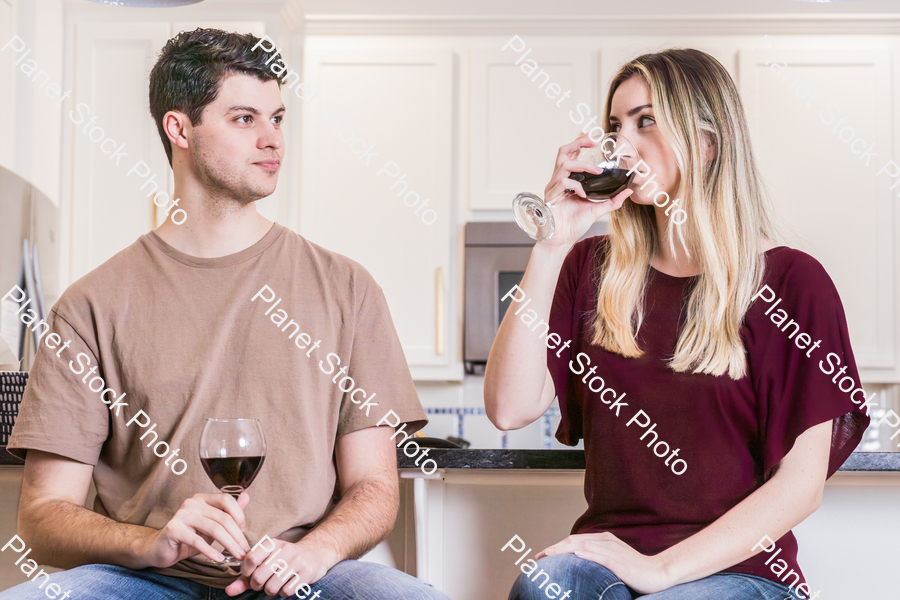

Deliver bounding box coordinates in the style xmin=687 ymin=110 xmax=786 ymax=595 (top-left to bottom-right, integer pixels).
xmin=20 ymin=498 xmax=155 ymax=570
xmin=296 ymin=476 xmax=399 ymax=568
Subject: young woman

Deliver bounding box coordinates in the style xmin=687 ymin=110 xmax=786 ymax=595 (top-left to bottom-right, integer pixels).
xmin=484 ymin=48 xmax=869 ymax=600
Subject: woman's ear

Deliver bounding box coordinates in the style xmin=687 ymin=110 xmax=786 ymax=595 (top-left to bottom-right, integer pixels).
xmin=701 ymin=130 xmax=718 ymax=164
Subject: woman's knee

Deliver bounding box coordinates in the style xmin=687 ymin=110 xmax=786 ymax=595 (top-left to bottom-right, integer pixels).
xmin=508 ymin=553 xmax=628 ymax=600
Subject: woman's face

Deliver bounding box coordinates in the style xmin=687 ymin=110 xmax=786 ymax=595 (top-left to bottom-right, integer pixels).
xmin=608 ymin=76 xmax=682 ymax=209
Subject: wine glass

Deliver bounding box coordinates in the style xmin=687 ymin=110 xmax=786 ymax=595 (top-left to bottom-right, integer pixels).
xmin=199 ymin=418 xmax=266 ymax=566
xmin=512 ymin=133 xmax=642 ymax=241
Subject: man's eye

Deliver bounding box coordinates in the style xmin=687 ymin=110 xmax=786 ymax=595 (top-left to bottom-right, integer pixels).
xmin=237 ymin=115 xmax=252 ymax=124
xmin=272 ymin=116 xmax=283 ymax=125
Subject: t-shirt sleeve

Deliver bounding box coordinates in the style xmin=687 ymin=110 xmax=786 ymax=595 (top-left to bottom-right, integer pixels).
xmin=747 ymin=251 xmax=870 ymax=479
xmin=335 ymin=271 xmax=427 ymax=438
xmin=548 ymin=238 xmax=598 ymax=446
xmin=6 ymin=310 xmax=110 ymax=464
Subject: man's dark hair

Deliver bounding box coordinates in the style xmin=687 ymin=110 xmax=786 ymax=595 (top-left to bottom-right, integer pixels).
xmin=149 ymin=28 xmax=281 ymax=166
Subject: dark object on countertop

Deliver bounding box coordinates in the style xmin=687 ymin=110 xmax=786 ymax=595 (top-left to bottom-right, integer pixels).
xmin=447 ymin=436 xmax=470 ymax=449
xmin=415 ymin=436 xmax=464 ymax=449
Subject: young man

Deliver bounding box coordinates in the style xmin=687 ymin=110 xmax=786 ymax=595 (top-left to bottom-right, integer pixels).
xmin=2 ymin=29 xmax=448 ymax=600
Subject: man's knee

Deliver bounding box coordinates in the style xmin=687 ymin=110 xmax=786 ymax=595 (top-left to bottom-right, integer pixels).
xmin=318 ymin=560 xmax=450 ymax=599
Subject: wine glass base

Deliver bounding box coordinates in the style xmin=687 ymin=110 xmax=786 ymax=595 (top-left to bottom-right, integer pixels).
xmin=192 ymin=555 xmax=242 ymax=569
xmin=512 ymin=192 xmax=555 ymax=241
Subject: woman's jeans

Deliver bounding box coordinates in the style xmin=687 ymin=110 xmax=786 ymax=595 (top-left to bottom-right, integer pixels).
xmin=508 ymin=553 xmax=798 ymax=600
xmin=0 ymin=560 xmax=450 ymax=600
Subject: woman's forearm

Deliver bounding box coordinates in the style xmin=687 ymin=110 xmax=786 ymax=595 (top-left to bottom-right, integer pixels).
xmin=484 ymin=242 xmax=571 ymax=430
xmin=658 ymin=422 xmax=831 ymax=586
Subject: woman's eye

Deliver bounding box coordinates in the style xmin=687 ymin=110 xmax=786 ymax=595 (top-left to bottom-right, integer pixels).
xmin=237 ymin=115 xmax=252 ymax=124
xmin=610 ymin=123 xmax=620 ymax=132
xmin=639 ymin=115 xmax=655 ymax=127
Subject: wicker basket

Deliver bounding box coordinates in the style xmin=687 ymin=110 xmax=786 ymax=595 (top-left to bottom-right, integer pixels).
xmin=0 ymin=371 xmax=28 ymax=446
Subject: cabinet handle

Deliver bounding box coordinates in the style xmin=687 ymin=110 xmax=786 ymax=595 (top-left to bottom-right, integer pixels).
xmin=435 ymin=267 xmax=444 ymax=356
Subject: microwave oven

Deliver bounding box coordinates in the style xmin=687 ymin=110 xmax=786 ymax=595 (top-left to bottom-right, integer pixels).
xmin=463 ymin=220 xmax=607 ymax=374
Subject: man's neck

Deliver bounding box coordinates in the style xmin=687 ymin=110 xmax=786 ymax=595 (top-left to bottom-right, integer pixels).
xmin=153 ymin=202 xmax=274 ymax=258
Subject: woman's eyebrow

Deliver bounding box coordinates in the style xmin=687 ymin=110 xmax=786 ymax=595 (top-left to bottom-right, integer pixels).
xmin=609 ymin=104 xmax=654 ymax=122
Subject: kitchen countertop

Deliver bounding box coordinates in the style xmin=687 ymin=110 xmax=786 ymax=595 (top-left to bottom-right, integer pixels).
xmin=397 ymin=449 xmax=900 ymax=471
xmin=2 ymin=448 xmax=898 ymax=470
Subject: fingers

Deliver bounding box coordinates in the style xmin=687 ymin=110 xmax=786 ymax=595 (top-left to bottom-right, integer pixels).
xmin=163 ymin=520 xmax=229 ymax=564
xmin=556 ymin=133 xmax=599 ymax=168
xmin=562 ymin=159 xmax=603 ymax=176
xmin=177 ymin=496 xmax=250 ymax=559
xmin=206 ymin=492 xmax=248 ymax=531
xmin=556 ymin=179 xmax=586 ymax=200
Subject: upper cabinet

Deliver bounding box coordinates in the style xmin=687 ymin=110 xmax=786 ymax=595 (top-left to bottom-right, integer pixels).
xmin=468 ymin=44 xmax=594 ymax=210
xmin=299 ymin=43 xmax=459 ymax=380
xmin=738 ymin=36 xmax=898 ymax=379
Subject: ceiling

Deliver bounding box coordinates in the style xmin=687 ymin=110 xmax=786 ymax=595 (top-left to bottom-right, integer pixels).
xmin=285 ymin=0 xmax=899 ymax=17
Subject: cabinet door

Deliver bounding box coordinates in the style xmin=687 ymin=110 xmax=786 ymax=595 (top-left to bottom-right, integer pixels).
xmin=739 ymin=39 xmax=896 ymax=376
xmin=300 ymin=46 xmax=455 ymax=377
xmin=469 ymin=44 xmax=593 ymax=210
xmin=0 ymin=0 xmax=16 ymax=172
xmin=69 ymin=21 xmax=172 ymax=281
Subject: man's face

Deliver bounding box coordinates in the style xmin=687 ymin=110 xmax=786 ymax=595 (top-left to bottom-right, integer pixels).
xmin=186 ymin=73 xmax=285 ymax=204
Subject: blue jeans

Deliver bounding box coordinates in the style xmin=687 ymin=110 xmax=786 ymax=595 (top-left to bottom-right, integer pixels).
xmin=0 ymin=560 xmax=450 ymax=600
xmin=508 ymin=553 xmax=796 ymax=600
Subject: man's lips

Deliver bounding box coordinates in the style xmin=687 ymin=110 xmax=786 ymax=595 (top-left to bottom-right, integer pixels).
xmin=255 ymin=160 xmax=280 ymax=171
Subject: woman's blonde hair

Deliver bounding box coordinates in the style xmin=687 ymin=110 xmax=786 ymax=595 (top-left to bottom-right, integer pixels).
xmin=591 ymin=48 xmax=780 ymax=379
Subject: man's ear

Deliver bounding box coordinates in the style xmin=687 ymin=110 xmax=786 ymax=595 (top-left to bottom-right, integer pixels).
xmin=163 ymin=110 xmax=191 ymax=153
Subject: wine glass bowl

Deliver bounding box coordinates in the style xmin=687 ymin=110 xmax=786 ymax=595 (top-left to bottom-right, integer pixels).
xmin=512 ymin=133 xmax=643 ymax=241
xmin=199 ymin=418 xmax=266 ymax=567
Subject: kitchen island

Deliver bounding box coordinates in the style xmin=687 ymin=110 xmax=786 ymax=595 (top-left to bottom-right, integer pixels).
xmin=394 ymin=449 xmax=900 ymax=600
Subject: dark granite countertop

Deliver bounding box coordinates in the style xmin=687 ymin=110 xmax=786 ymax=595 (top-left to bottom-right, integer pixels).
xmin=2 ymin=448 xmax=898 ymax=471
xmin=396 ymin=449 xmax=900 ymax=472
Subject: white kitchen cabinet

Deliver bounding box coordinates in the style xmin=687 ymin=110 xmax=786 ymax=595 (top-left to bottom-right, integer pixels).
xmin=299 ymin=44 xmax=459 ymax=380
xmin=0 ymin=0 xmax=17 ymax=173
xmin=468 ymin=44 xmax=594 ymax=210
xmin=739 ymin=37 xmax=897 ymax=378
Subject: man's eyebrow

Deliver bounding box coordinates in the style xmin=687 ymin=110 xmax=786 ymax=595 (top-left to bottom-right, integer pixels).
xmin=225 ymin=105 xmax=286 ymax=116
xmin=609 ymin=104 xmax=653 ymax=121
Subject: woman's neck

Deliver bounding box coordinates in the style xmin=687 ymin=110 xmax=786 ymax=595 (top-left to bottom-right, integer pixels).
xmin=650 ymin=209 xmax=701 ymax=278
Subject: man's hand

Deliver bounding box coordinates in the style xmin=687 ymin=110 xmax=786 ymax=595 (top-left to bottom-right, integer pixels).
xmin=226 ymin=537 xmax=330 ymax=598
xmin=142 ymin=491 xmax=251 ymax=568
xmin=536 ymin=532 xmax=674 ymax=594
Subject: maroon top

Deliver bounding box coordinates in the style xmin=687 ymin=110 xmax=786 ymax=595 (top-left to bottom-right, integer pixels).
xmin=548 ymin=235 xmax=869 ymax=589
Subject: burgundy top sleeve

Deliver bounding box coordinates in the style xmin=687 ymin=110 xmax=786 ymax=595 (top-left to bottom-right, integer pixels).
xmin=745 ymin=248 xmax=870 ymax=479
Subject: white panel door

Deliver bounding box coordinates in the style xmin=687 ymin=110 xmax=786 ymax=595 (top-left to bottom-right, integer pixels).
xmin=0 ymin=0 xmax=17 ymax=173
xmin=470 ymin=44 xmax=593 ymax=210
xmin=69 ymin=22 xmax=172 ymax=281
xmin=300 ymin=46 xmax=454 ymax=375
xmin=740 ymin=39 xmax=896 ymax=374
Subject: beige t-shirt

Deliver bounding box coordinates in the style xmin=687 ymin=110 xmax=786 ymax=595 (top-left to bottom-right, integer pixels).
xmin=7 ymin=223 xmax=427 ymax=588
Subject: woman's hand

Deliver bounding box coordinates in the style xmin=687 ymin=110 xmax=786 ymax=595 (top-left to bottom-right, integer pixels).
xmin=540 ymin=133 xmax=634 ymax=248
xmin=536 ymin=532 xmax=674 ymax=594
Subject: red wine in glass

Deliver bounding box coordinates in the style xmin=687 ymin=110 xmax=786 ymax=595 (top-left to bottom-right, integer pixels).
xmin=569 ymin=166 xmax=635 ymax=200
xmin=199 ymin=418 xmax=266 ymax=566
xmin=201 ymin=456 xmax=265 ymax=497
